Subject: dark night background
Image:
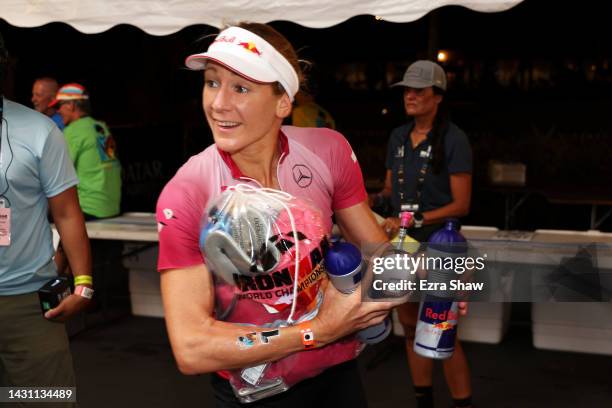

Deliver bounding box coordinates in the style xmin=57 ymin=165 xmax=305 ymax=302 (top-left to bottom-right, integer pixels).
xmin=1 ymin=0 xmax=611 ymax=231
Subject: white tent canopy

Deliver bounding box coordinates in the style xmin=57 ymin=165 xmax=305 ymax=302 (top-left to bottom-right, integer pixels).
xmin=2 ymin=0 xmax=522 ymax=35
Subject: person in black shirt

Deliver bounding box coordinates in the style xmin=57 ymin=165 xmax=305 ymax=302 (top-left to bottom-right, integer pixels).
xmin=375 ymin=60 xmax=473 ymax=408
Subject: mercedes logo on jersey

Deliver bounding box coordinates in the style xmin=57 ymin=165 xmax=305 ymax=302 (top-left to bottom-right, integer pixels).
xmin=292 ymin=164 xmax=313 ymax=188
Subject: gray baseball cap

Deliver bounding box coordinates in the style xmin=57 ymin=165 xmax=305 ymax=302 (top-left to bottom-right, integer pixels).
xmin=391 ymin=60 xmax=447 ymax=91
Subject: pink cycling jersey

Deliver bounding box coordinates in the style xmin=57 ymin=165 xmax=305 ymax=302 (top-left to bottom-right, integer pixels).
xmin=157 ymin=126 xmax=366 ymax=271
xmin=156 ymin=126 xmax=367 ymax=381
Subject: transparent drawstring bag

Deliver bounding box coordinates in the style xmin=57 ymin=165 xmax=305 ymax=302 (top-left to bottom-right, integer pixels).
xmin=200 ymin=185 xmax=362 ymax=403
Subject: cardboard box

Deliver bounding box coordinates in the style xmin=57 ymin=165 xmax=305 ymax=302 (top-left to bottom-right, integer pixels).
xmin=124 ymin=244 xmax=164 ymax=318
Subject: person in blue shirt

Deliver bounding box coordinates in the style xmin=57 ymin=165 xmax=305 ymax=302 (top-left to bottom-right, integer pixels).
xmin=1 ymin=33 xmax=91 ymax=402
xmin=32 ymin=77 xmax=65 ymax=130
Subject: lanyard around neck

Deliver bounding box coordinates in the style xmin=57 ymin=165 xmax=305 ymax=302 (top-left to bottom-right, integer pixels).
xmin=397 ymin=128 xmax=432 ymax=211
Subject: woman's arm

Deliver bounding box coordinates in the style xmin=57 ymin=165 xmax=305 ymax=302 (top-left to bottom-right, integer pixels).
xmin=369 ymin=170 xmax=393 ymax=208
xmin=162 ymin=263 xmax=302 ymax=374
xmin=335 ymin=200 xmax=388 ymax=247
xmin=422 ymin=172 xmax=472 ymax=225
xmin=380 ymin=172 xmax=471 ymax=238
xmin=380 ymin=170 xmax=393 ymax=197
xmin=161 ymin=260 xmax=394 ymax=375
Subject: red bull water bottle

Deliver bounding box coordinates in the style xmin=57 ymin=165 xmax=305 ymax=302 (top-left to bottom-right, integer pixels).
xmin=325 ymin=241 xmax=391 ymax=344
xmin=414 ymin=219 xmax=466 ymax=359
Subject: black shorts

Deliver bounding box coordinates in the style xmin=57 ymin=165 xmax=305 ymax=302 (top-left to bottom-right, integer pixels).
xmin=211 ymin=359 xmax=368 ymax=408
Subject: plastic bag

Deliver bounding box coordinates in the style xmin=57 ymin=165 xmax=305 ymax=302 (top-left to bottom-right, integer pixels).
xmin=200 ymin=185 xmax=362 ymax=402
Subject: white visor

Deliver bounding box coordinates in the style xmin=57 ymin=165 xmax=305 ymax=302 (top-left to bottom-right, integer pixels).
xmin=186 ymin=26 xmax=299 ymax=101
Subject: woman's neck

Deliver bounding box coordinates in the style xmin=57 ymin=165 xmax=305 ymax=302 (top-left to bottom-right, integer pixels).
xmin=410 ymin=115 xmax=434 ymax=147
xmin=232 ymin=140 xmax=281 ymax=189
xmin=413 ymin=114 xmax=434 ymax=134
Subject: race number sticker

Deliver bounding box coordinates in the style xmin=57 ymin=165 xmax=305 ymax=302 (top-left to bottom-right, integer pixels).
xmin=241 ymin=363 xmax=267 ymax=385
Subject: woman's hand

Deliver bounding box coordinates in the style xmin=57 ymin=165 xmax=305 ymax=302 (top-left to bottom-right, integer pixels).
xmin=381 ymin=217 xmax=400 ymax=239
xmin=311 ymin=280 xmax=395 ymax=346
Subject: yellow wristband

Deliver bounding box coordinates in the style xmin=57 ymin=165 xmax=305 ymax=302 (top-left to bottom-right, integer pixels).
xmin=298 ymin=322 xmax=315 ymax=349
xmin=74 ymin=275 xmax=93 ymax=286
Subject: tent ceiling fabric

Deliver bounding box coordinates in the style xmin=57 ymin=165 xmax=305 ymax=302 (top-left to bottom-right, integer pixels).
xmin=2 ymin=0 xmax=523 ymax=35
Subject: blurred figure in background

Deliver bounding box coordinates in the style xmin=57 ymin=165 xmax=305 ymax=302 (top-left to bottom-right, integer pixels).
xmin=52 ymin=83 xmax=121 ymax=221
xmin=291 ymin=88 xmax=336 ymax=129
xmin=290 ymin=70 xmax=335 ymax=129
xmin=32 ymin=77 xmax=65 ymax=130
xmin=52 ymin=83 xmax=124 ymax=312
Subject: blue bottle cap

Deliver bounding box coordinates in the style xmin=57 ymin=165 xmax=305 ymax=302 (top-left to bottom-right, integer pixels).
xmin=444 ymin=218 xmax=462 ymax=231
xmin=429 ymin=219 xmax=466 ymax=253
xmin=325 ymin=242 xmax=362 ymax=276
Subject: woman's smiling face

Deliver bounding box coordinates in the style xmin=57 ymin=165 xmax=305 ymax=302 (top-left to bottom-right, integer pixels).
xmin=203 ymin=62 xmax=290 ymax=155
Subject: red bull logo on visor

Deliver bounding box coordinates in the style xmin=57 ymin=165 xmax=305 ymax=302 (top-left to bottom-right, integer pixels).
xmin=239 ymin=41 xmax=261 ymax=55
xmin=212 ymin=35 xmax=261 ymax=56
xmin=214 ymin=35 xmax=236 ymax=44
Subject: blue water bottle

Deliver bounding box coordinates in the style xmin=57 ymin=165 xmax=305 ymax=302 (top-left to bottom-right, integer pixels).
xmin=414 ymin=219 xmax=467 ymax=359
xmin=325 ymin=241 xmax=391 ymax=344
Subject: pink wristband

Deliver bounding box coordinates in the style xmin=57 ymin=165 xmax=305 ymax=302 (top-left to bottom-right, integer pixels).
xmin=75 ymin=285 xmax=94 ymax=299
